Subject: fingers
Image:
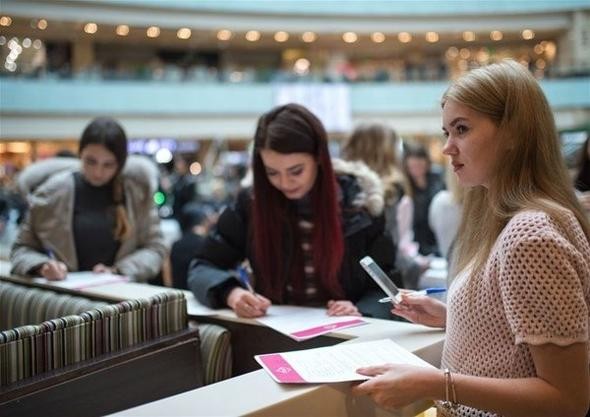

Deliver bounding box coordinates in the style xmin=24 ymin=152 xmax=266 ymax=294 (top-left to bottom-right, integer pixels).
xmin=400 ymin=293 xmax=447 ymax=313
xmin=41 ymin=261 xmax=67 ymax=280
xmin=254 ymin=293 xmax=272 ymax=310
xmin=356 ymin=364 xmax=393 ymax=376
xmin=351 ymin=379 xmax=373 ymax=396
xmin=243 ymin=292 xmax=269 ymax=311
xmin=236 ymin=303 xmax=266 ymax=318
xmin=391 ymin=300 xmax=423 ymax=320
xmin=326 ymin=300 xmax=360 ymax=316
xmin=327 ymin=303 xmax=355 ymax=316
xmin=390 ymin=307 xmax=418 ymax=323
xmin=399 ymin=293 xmax=430 ymax=304
xmin=229 ymin=290 xmax=270 ymax=318
xmin=351 ymin=369 xmax=388 ymax=396
xmin=397 ymin=293 xmax=434 ymax=311
xmin=93 ymin=264 xmax=110 ymax=273
xmin=235 ymin=299 xmax=267 ymax=318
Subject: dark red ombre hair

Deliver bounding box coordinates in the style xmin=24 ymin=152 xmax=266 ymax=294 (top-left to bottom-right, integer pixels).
xmin=252 ymin=103 xmax=344 ymax=302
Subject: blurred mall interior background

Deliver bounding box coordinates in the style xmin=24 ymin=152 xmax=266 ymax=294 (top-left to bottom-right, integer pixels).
xmin=0 ymin=0 xmax=589 ymax=206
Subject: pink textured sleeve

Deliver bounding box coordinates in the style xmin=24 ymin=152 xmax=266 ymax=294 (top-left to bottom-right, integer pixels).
xmin=499 ymin=228 xmax=589 ymax=346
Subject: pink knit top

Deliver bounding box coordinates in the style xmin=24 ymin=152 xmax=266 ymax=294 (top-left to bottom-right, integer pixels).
xmin=439 ymin=210 xmax=590 ymax=417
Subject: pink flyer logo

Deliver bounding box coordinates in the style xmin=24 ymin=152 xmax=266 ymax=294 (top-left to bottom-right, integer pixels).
xmin=258 ymin=354 xmax=305 ymax=383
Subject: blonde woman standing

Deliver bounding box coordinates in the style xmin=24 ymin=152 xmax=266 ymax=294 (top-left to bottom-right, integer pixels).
xmin=353 ymin=60 xmax=590 ymax=417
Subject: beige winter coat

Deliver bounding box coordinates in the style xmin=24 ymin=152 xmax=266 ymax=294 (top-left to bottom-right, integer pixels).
xmin=10 ymin=156 xmax=167 ymax=282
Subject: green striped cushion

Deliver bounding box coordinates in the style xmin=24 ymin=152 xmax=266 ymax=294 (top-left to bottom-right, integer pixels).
xmin=0 ymin=281 xmax=108 ymax=331
xmin=0 ymin=288 xmax=188 ymax=387
xmin=197 ymin=323 xmax=232 ymax=385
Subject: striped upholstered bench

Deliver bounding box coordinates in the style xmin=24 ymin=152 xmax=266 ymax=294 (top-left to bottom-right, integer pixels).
xmin=0 ymin=281 xmax=232 ymax=417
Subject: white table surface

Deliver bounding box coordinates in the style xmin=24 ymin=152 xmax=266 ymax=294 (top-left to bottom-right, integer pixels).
xmin=109 ymin=319 xmax=443 ymax=417
xmin=1 ymin=270 xmax=445 ymax=417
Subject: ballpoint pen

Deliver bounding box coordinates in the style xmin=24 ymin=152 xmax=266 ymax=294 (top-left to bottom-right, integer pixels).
xmin=378 ymin=287 xmax=447 ymax=303
xmin=237 ymin=266 xmax=257 ymax=294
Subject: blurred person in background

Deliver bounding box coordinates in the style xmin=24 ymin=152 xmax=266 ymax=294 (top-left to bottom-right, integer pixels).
xmin=353 ymin=60 xmax=589 ymax=417
xmin=342 ymin=123 xmax=427 ymax=289
xmin=429 ymin=161 xmax=465 ymax=262
xmin=171 ymin=154 xmax=199 ymax=223
xmin=170 ymin=202 xmax=213 ymax=289
xmin=402 ymin=143 xmax=444 ymax=256
xmin=54 ymin=149 xmax=77 ymax=158
xmin=188 ymin=103 xmax=399 ymax=319
xmin=11 ymin=117 xmax=167 ymax=282
xmin=0 ymin=176 xmax=26 ymax=260
xmin=0 ymin=190 xmax=10 ymax=255
xmin=201 ymin=177 xmax=232 ymax=214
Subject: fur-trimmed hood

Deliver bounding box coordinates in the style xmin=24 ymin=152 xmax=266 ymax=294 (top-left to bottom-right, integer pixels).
xmin=239 ymin=158 xmax=384 ymax=217
xmin=17 ymin=155 xmax=159 ymax=198
xmin=331 ymin=158 xmax=384 ymax=217
xmin=11 ymin=154 xmax=166 ymax=281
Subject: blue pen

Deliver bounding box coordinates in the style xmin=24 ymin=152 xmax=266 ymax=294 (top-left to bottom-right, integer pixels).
xmin=237 ymin=267 xmax=256 ymax=294
xmin=378 ymin=287 xmax=446 ymax=303
xmin=419 ymin=287 xmax=447 ymax=295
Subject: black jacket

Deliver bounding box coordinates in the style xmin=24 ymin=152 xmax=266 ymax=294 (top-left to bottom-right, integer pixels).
xmin=170 ymin=233 xmax=206 ymax=289
xmin=187 ymin=160 xmax=400 ymax=319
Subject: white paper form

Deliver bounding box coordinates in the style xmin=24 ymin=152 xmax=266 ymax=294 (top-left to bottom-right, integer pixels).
xmin=255 ymin=338 xmax=434 ymax=384
xmin=255 ymin=305 xmax=367 ymax=341
xmin=33 ymin=271 xmax=130 ymax=290
xmin=37 ymin=276 xmax=218 ymax=316
xmin=185 ymin=292 xmax=217 ymax=316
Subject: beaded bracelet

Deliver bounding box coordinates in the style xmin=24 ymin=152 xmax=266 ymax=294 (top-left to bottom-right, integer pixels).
xmin=441 ymin=368 xmax=458 ymax=410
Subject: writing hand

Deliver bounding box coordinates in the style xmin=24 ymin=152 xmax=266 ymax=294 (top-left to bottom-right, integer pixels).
xmin=226 ymin=287 xmax=271 ymax=318
xmin=40 ymin=260 xmax=67 ymax=280
xmin=391 ymin=292 xmax=446 ymax=328
xmin=352 ymin=363 xmax=441 ymax=410
xmin=326 ymin=300 xmax=361 ymax=316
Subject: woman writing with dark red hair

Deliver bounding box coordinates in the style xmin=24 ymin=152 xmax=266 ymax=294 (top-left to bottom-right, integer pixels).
xmin=188 ymin=103 xmax=398 ymax=318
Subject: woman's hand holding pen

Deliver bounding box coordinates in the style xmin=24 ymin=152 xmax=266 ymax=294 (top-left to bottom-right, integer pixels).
xmin=40 ymin=260 xmax=67 ymax=280
xmin=226 ymin=287 xmax=271 ymax=318
xmin=327 ymin=300 xmax=361 ymax=316
xmin=391 ymin=292 xmax=446 ymax=328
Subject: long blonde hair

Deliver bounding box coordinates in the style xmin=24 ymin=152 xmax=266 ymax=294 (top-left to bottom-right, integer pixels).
xmin=342 ymin=123 xmax=410 ymax=203
xmin=444 ymin=60 xmax=590 ymax=275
